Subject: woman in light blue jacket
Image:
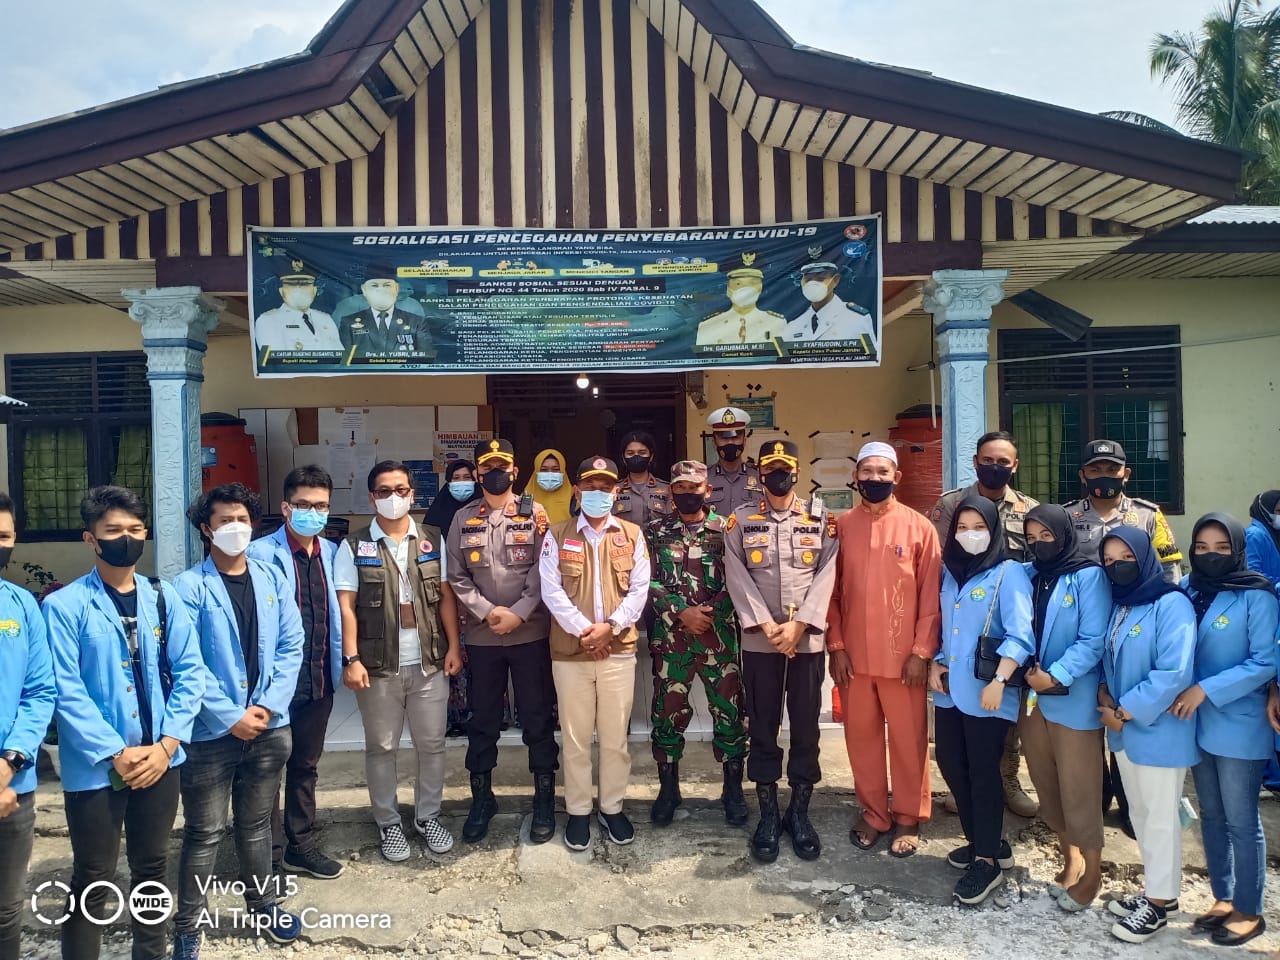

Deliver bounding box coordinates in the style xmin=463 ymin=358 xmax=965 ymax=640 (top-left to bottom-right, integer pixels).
xmin=929 ymin=497 xmax=1033 ymax=907
xmin=1097 ymin=526 xmax=1196 ymax=945
xmin=1244 ymin=491 xmax=1280 ymax=586
xmin=1017 ymin=505 xmax=1110 ymax=913
xmin=1171 ymin=513 xmax=1277 ymax=947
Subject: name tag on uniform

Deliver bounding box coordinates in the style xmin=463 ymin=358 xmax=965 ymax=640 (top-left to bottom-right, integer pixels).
xmin=687 ymin=546 xmax=702 ymax=559
xmin=357 ymin=541 xmax=379 ymax=558
xmin=417 ymin=551 xmax=440 ymax=563
xmin=355 ymin=557 xmax=382 ymax=566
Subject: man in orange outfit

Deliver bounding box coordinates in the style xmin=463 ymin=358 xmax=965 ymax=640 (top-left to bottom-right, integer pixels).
xmin=827 ymin=441 xmax=942 ymax=857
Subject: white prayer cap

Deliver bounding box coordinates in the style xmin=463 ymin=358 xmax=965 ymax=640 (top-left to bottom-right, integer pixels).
xmin=856 ymin=441 xmax=897 ymax=466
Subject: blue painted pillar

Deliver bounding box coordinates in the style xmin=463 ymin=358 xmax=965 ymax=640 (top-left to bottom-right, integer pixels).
xmin=921 ymin=269 xmax=1008 ymax=491
xmin=124 ymin=286 xmax=222 ymax=579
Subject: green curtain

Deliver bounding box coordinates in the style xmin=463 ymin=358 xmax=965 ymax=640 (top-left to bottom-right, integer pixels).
xmin=22 ymin=427 xmax=88 ymax=530
xmin=1012 ymin=402 xmax=1064 ymax=504
xmin=110 ymin=425 xmax=152 ymax=502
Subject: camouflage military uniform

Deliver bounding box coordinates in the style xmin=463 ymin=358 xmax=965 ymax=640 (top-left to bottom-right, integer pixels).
xmin=647 ymin=510 xmax=746 ymax=763
xmin=931 ymin=484 xmax=1039 ymax=560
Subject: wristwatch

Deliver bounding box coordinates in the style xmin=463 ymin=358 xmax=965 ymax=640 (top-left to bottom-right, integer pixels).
xmin=341 ymin=655 xmax=362 ymax=667
xmin=993 ymin=674 xmax=1008 ymax=685
xmin=0 ymin=750 xmax=28 ymax=774
xmin=607 ymin=619 xmax=624 ymax=637
xmin=1113 ymin=704 xmax=1131 ymax=723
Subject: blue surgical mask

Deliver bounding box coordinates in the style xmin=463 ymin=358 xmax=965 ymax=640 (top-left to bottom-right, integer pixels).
xmin=579 ymin=490 xmax=615 ymax=518
xmin=448 ymin=480 xmax=476 ymax=501
xmin=288 ymin=508 xmax=328 ymax=538
xmin=537 ymin=472 xmax=564 ymax=491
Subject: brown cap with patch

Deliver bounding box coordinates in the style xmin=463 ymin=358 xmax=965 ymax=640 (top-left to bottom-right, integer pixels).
xmin=576 ymin=456 xmax=619 ymax=482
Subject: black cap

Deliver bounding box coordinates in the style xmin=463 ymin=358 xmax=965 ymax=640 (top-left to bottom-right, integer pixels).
xmin=363 ymin=261 xmax=400 ymax=282
xmin=474 ymin=438 xmax=515 ymax=466
xmin=577 ymin=456 xmax=620 ymax=482
xmin=1083 ymin=440 xmax=1126 ymax=466
xmin=758 ymin=440 xmax=800 ymax=469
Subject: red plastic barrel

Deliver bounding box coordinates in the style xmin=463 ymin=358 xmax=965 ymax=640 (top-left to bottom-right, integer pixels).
xmin=889 ymin=405 xmax=942 ymax=515
xmin=201 ymin=413 xmax=260 ymax=492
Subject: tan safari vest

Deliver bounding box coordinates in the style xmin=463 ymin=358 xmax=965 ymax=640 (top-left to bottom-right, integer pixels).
xmin=548 ymin=518 xmax=641 ymax=661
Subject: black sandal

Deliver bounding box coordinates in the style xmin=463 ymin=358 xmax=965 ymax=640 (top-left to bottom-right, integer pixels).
xmin=1193 ymin=912 xmax=1229 ymax=932
xmin=887 ymin=825 xmax=920 ymax=859
xmin=1212 ymin=917 xmax=1265 ymax=946
xmin=848 ymin=818 xmax=882 ymax=850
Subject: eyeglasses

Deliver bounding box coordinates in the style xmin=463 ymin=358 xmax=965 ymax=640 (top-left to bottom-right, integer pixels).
xmin=373 ymin=486 xmax=412 ymax=499
xmin=288 ymin=500 xmax=330 ymax=511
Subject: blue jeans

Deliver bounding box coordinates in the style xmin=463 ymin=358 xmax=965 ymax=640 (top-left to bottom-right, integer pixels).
xmin=175 ymin=727 xmax=292 ymax=934
xmin=1192 ymin=753 xmax=1267 ymax=915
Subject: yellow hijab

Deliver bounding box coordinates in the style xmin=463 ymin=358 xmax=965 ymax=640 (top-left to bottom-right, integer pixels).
xmin=526 ymin=447 xmax=574 ymax=523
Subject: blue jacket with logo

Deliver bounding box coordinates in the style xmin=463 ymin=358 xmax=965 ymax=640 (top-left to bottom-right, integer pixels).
xmin=1101 ymin=592 xmax=1198 ymax=767
xmin=1244 ymin=520 xmax=1280 ymax=588
xmin=0 ymin=580 xmax=56 ymax=795
xmin=173 ymin=556 xmax=304 ymax=742
xmin=43 ymin=570 xmax=206 ymax=791
xmin=935 ymin=560 xmax=1035 ymax=722
xmin=1027 ymin=565 xmax=1111 ymax=731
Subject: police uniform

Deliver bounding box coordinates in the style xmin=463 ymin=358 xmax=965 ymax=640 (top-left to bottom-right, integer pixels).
xmin=445 ymin=438 xmax=558 ymax=843
xmin=614 ymin=474 xmax=671 ymax=527
xmin=932 ymin=484 xmax=1040 ymax=561
xmin=705 ymin=406 xmax=762 ymax=514
xmin=254 ymin=257 xmax=344 ymax=354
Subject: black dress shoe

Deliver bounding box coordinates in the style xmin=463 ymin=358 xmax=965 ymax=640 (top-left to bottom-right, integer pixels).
xmin=1192 ymin=911 xmax=1229 ymax=932
xmin=1212 ymin=917 xmax=1265 ymax=947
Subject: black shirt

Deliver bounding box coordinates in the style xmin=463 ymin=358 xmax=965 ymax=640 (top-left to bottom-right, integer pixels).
xmin=291 ymin=537 xmax=330 ymax=702
xmin=220 ymin=570 xmax=260 ymax=702
xmin=103 ymin=582 xmax=153 ymax=745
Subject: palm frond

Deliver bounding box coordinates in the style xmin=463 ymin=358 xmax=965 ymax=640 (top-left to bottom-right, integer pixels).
xmin=1099 ymin=111 xmax=1184 ymax=135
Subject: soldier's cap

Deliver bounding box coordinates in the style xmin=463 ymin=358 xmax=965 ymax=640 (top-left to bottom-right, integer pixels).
xmin=363 ymin=261 xmax=401 ymax=282
xmin=707 ymin=406 xmax=751 ymax=436
xmin=577 ymin=456 xmax=619 ymax=483
xmin=799 ymin=261 xmax=839 ymax=277
xmin=1083 ymin=439 xmax=1126 ymax=466
xmin=724 ymin=250 xmax=766 ymax=281
xmin=669 ymin=460 xmax=708 ymax=484
xmin=856 ymin=440 xmax=898 ymax=467
xmin=475 ymin=438 xmax=515 ymax=466
xmin=275 ymin=255 xmax=316 ymax=285
xmin=758 ymin=440 xmax=800 ymax=470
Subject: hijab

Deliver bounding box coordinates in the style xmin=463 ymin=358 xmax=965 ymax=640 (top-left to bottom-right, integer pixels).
xmin=1187 ymin=512 xmax=1275 ymax=623
xmin=942 ymin=496 xmax=1009 ymax=587
xmin=1025 ymin=504 xmax=1096 ymax=579
xmin=424 ymin=458 xmax=480 ymax=532
xmin=1100 ymin=526 xmax=1181 ymax=608
xmin=525 ymin=447 xmax=574 ymax=524
xmin=1248 ymin=490 xmax=1280 ymax=555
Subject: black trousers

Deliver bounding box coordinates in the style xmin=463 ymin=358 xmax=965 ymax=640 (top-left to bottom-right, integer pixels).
xmin=935 ymin=706 xmax=1011 ymax=860
xmin=0 ymin=792 xmax=35 ymax=960
xmin=742 ymin=650 xmax=824 ymax=787
xmin=466 ymin=638 xmax=559 ymax=775
xmin=63 ymin=769 xmax=180 ymax=960
xmin=271 ymin=692 xmax=334 ymax=865
xmin=1102 ymin=748 xmax=1131 ymax=821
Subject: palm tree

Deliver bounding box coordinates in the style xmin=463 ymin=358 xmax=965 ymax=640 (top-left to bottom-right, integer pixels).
xmin=1104 ymin=0 xmax=1280 ymax=203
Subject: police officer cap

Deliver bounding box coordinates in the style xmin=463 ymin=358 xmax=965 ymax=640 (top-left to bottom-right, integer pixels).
xmin=758 ymin=440 xmax=799 ymax=470
xmin=724 ymin=250 xmax=766 ymax=281
xmin=707 ymin=406 xmax=751 ymax=436
xmin=577 ymin=456 xmax=620 ymax=483
xmin=475 ymin=438 xmax=516 ymax=466
xmin=799 ymin=261 xmax=839 ymax=277
xmin=1083 ymin=439 xmax=1126 ymax=466
xmin=275 ymin=255 xmax=316 ymax=285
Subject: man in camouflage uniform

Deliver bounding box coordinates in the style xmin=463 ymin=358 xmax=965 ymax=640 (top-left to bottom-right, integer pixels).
xmin=931 ymin=430 xmax=1039 ymax=819
xmin=647 ymin=460 xmax=747 ymax=828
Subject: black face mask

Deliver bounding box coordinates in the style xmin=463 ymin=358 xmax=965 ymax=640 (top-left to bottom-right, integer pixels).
xmin=857 ymin=479 xmax=894 ymax=504
xmin=1105 ymin=560 xmax=1140 ymax=587
xmin=1192 ymin=552 xmax=1237 ymax=580
xmin=1030 ymin=540 xmax=1061 ymax=565
xmin=718 ymin=444 xmax=743 ymax=463
xmin=762 ymin=471 xmax=796 ymax=496
xmin=1086 ymin=476 xmax=1125 ymax=500
xmin=624 ymin=455 xmax=652 ymax=474
xmin=96 ymin=535 xmax=146 ymax=569
xmin=480 ymin=470 xmax=513 ymax=495
xmin=0 ymin=545 xmax=12 ymax=570
xmin=975 ymin=463 xmax=1014 ymax=491
xmin=672 ymin=492 xmax=706 ymax=516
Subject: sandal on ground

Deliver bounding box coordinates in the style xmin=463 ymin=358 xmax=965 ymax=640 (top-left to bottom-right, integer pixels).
xmin=848 ymin=818 xmax=883 ymax=850
xmin=887 ymin=824 xmax=920 ymax=859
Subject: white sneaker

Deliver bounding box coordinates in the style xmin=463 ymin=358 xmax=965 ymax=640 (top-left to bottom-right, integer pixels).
xmin=380 ymin=823 xmax=411 ymax=862
xmin=414 ymin=816 xmax=455 ymax=854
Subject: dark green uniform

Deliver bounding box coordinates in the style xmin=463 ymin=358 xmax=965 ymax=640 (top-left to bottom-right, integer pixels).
xmin=647 ymin=510 xmax=746 ymax=764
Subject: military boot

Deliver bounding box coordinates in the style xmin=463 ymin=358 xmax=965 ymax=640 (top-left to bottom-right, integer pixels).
xmin=751 ymin=783 xmax=781 ymax=863
xmin=529 ymin=773 xmax=556 ymax=845
xmin=781 ymin=783 xmax=821 ymax=861
xmin=1001 ymin=746 xmax=1039 ymax=818
xmin=650 ymin=762 xmax=682 ymax=826
xmin=463 ymin=772 xmax=498 ymax=843
xmin=721 ymin=759 xmax=748 ymax=826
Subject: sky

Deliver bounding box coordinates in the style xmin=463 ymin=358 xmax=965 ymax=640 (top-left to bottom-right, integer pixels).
xmin=0 ymin=0 xmax=1230 ymax=132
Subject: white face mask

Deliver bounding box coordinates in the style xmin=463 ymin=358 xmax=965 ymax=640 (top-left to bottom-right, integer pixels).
xmin=364 ymin=289 xmax=397 ymax=312
xmin=282 ymin=288 xmax=314 ymax=311
xmin=955 ymin=529 xmax=991 ymax=556
xmin=801 ymin=280 xmax=830 ymax=303
xmin=211 ymin=522 xmax=253 ymax=557
xmin=375 ymin=493 xmax=412 ymax=521
xmin=730 ymin=287 xmax=760 ymax=309
xmin=1273 ymin=513 xmax=1280 ymax=531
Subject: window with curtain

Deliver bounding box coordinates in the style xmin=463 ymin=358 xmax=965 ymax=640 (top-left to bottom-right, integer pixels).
xmin=998 ymin=327 xmax=1183 ymax=512
xmin=4 ymin=353 xmax=152 ymax=539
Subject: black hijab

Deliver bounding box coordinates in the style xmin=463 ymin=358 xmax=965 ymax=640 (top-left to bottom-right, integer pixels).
xmin=1248 ymin=490 xmax=1280 ymax=555
xmin=424 ymin=459 xmax=480 ymax=532
xmin=1100 ymin=526 xmax=1182 ymax=607
xmin=1187 ymin=513 xmax=1275 ymax=622
xmin=1025 ymin=504 xmax=1095 ymax=579
xmin=943 ymin=496 xmax=1009 ymax=587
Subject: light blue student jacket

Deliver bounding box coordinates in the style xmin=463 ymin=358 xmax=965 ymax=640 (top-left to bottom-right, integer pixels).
xmin=1101 ymin=592 xmax=1198 ymax=767
xmin=1244 ymin=520 xmax=1280 ymax=588
xmin=0 ymin=580 xmax=56 ymax=795
xmin=173 ymin=556 xmax=304 ymax=743
xmin=935 ymin=559 xmax=1034 ymax=722
xmin=43 ymin=570 xmax=206 ymax=791
xmin=1027 ymin=565 xmax=1111 ymax=731
xmin=1182 ymin=582 xmax=1279 ymax=761
xmin=245 ymin=525 xmax=343 ymax=692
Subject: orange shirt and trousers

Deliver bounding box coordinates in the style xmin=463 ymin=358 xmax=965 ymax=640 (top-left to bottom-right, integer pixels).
xmin=827 ymin=497 xmax=942 ymax=834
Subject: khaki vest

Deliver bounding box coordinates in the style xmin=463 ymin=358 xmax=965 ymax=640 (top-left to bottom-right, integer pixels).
xmin=548 ymin=518 xmax=641 ymax=661
xmin=345 ymin=523 xmax=445 ymax=677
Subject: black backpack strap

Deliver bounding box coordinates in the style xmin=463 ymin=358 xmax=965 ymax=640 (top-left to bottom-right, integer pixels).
xmin=149 ymin=577 xmax=174 ymax=702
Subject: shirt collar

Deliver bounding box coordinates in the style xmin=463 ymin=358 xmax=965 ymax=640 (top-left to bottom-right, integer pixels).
xmin=285 ymin=525 xmax=319 ymax=558
xmin=576 ymin=513 xmax=622 ymax=535
xmin=369 ymin=516 xmax=418 ymax=543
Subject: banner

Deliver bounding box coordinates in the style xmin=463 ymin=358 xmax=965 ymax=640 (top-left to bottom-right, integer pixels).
xmin=248 ymin=216 xmax=882 ymax=377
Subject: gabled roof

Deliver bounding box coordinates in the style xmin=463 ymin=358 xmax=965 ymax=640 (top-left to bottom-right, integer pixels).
xmin=0 ymin=0 xmax=1243 ymax=258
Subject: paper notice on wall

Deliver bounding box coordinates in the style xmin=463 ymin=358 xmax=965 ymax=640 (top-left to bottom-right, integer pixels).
xmin=436 ymin=406 xmax=479 ymax=431
xmin=813 ymin=432 xmax=859 ymax=460
xmin=434 ymin=431 xmax=492 ymax=472
xmin=328 ymin=444 xmax=356 ymax=488
xmin=812 ymin=459 xmax=855 ymax=488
